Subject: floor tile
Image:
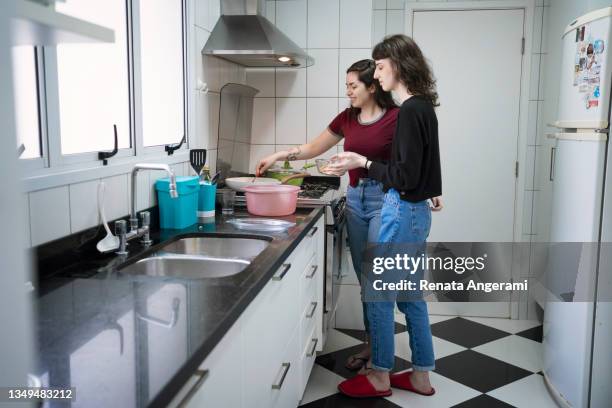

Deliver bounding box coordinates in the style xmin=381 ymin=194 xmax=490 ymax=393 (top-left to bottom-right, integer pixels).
xmin=322 ymin=329 xmax=363 ymax=355
xmin=384 ymin=371 xmax=480 ymax=408
xmin=300 ymin=365 xmax=346 ymax=406
xmin=428 ymin=315 xmax=457 ymax=325
xmin=450 ymin=394 xmax=515 ymax=407
xmin=472 ymin=335 xmax=543 ymax=373
xmin=316 ymin=344 xmax=411 ymax=379
xmin=515 ymin=325 xmax=543 ymax=342
xmin=395 ymin=333 xmax=466 ymax=362
xmin=430 ymin=318 xmax=511 ymax=348
xmin=487 ymin=374 xmax=559 ymax=408
xmin=434 ymin=350 xmax=532 ymax=393
xmin=301 ymin=393 xmax=402 ymax=407
xmin=463 ymin=317 xmax=542 ymax=334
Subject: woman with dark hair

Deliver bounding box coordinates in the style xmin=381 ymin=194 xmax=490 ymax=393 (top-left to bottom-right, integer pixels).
xmin=256 ymin=60 xmax=398 ymax=371
xmin=327 ymin=34 xmax=443 ymax=398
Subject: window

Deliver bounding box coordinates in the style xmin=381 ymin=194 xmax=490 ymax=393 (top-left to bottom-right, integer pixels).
xmin=55 ymin=0 xmax=131 ymax=155
xmin=12 ymin=46 xmax=41 ymax=160
xmin=139 ymin=0 xmax=186 ymax=147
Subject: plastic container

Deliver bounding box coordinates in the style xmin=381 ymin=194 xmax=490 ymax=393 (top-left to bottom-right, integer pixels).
xmin=155 ymin=176 xmax=199 ymax=229
xmin=198 ymin=182 xmax=217 ymax=218
xmin=243 ymin=185 xmax=300 ymax=216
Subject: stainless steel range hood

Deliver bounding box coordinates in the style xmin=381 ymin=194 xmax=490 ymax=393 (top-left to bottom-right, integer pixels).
xmin=202 ymin=0 xmax=313 ymax=68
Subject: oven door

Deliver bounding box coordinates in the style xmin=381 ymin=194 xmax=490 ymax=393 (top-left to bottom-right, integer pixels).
xmin=323 ymin=214 xmax=345 ymax=335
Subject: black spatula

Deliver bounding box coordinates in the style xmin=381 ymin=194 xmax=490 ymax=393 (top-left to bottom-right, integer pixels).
xmin=189 ymin=149 xmax=207 ymax=175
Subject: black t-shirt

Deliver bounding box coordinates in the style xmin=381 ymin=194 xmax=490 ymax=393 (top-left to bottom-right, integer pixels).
xmin=368 ymin=95 xmax=442 ymax=202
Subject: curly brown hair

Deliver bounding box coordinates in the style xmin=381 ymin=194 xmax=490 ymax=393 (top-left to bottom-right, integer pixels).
xmin=372 ymin=34 xmax=439 ymax=107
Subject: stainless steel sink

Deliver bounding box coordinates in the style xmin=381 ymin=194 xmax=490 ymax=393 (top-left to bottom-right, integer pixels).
xmin=118 ymin=236 xmax=270 ymax=279
xmin=120 ymin=255 xmax=251 ymax=279
xmin=160 ymin=236 xmax=269 ymax=260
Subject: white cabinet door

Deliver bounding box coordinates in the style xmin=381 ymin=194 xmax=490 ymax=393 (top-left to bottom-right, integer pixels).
xmin=173 ymin=319 xmax=243 ymax=408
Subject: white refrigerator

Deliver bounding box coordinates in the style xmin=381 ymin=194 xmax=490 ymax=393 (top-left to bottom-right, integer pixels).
xmin=545 ymin=6 xmax=612 ymax=408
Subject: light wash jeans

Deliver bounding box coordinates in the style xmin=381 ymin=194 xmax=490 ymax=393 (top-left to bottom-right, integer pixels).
xmin=367 ymin=188 xmax=435 ymax=371
xmin=345 ymin=178 xmax=384 ymax=333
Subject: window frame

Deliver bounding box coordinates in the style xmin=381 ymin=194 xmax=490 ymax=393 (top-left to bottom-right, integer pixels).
xmin=133 ymin=0 xmax=189 ymax=155
xmin=20 ymin=0 xmax=190 ymax=185
xmin=17 ymin=46 xmax=47 ymax=172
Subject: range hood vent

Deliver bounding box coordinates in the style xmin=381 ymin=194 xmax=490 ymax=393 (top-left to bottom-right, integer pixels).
xmin=202 ymin=0 xmax=313 ymax=68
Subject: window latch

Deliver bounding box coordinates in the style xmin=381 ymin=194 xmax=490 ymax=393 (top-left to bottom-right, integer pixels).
xmin=98 ymin=124 xmax=119 ymax=166
xmin=165 ymin=134 xmax=185 ymax=156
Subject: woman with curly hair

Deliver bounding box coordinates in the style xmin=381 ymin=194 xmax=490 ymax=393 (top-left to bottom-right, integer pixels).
xmin=327 ymin=34 xmax=443 ymax=398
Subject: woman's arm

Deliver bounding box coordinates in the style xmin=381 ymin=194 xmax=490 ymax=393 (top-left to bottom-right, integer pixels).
xmin=255 ymin=128 xmax=341 ymax=176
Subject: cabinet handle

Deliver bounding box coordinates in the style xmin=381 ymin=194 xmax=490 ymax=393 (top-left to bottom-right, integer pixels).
xmin=306 ymin=301 xmax=318 ymax=318
xmin=271 ymin=363 xmax=291 ymax=390
xmin=549 ymin=147 xmax=556 ymax=181
xmin=308 ymin=227 xmax=318 ymax=237
xmin=307 ymin=338 xmax=318 ymax=357
xmin=272 ymin=263 xmax=291 ymax=281
xmin=306 ymin=264 xmax=318 ymax=279
xmin=177 ymin=369 xmax=209 ymax=407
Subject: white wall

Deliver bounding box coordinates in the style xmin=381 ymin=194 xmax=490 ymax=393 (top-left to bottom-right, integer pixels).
xmin=23 ymin=0 xmax=247 ymax=247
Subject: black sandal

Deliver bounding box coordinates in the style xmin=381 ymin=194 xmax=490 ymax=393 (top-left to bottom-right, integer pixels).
xmin=345 ymin=355 xmax=369 ymax=371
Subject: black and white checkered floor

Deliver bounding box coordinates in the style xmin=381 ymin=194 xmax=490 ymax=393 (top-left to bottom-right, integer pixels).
xmin=300 ymin=315 xmax=559 ymax=407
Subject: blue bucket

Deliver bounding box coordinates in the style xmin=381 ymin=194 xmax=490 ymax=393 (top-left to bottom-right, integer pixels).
xmin=155 ymin=176 xmax=199 ymax=229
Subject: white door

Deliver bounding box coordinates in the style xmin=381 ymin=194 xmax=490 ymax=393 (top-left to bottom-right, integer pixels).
xmin=411 ymin=8 xmax=525 ymax=317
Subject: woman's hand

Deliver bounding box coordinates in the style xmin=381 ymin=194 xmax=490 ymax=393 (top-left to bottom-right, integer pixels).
xmin=430 ymin=196 xmax=443 ymax=211
xmin=326 ymin=152 xmax=367 ymax=175
xmin=255 ymin=152 xmax=282 ymax=176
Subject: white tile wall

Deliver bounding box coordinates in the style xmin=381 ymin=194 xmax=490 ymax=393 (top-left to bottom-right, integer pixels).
xmin=372 ymin=9 xmax=387 ymax=45
xmin=387 ymin=0 xmax=404 ymax=9
xmin=307 ymin=98 xmax=339 ymax=141
xmin=386 ymin=9 xmax=404 ymax=35
xmin=252 ymin=98 xmax=276 ymax=144
xmin=307 ymin=49 xmax=339 ymax=97
xmin=69 ymin=180 xmax=100 ymax=233
xmin=30 ymin=187 xmax=71 ymax=246
xmin=307 ymin=0 xmax=340 ymax=48
xmin=246 ymin=68 xmax=275 ymax=97
xmin=339 ymin=0 xmax=373 ymax=48
xmin=275 ymin=0 xmax=307 ymax=48
xmin=373 ymin=0 xmax=386 ymax=9
xmin=276 ymin=98 xmax=307 ymax=144
xmin=275 ymin=67 xmax=307 ymax=97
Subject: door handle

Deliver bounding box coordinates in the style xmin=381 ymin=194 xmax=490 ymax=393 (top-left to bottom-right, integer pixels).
xmin=307 ymin=338 xmax=318 ymax=357
xmin=306 ymin=265 xmax=318 ymax=279
xmin=177 ymin=369 xmax=209 ymax=407
xmin=308 ymin=227 xmax=318 ymax=237
xmin=271 ymin=363 xmax=291 ymax=390
xmin=306 ymin=301 xmax=318 ymax=318
xmin=273 ymin=263 xmax=291 ymax=281
xmin=549 ymin=147 xmax=556 ymax=181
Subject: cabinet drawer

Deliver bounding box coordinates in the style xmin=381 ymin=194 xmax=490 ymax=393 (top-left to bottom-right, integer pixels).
xmin=299 ymin=291 xmax=318 ymax=354
xmin=271 ymin=326 xmax=300 ymax=408
xmin=299 ymin=254 xmax=317 ymax=313
xmin=299 ymin=325 xmax=319 ymax=397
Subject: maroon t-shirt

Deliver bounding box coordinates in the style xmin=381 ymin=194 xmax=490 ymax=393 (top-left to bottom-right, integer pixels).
xmin=328 ymin=107 xmax=399 ymax=187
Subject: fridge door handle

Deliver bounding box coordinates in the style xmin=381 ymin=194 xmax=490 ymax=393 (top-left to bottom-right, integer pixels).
xmin=549 ymin=147 xmax=556 ymax=181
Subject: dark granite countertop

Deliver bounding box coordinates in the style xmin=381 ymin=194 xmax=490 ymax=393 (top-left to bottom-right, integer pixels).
xmin=34 ymin=206 xmax=325 ymax=408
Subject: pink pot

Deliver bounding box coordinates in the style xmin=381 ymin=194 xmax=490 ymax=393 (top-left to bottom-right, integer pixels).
xmin=243 ymin=185 xmax=300 ymax=216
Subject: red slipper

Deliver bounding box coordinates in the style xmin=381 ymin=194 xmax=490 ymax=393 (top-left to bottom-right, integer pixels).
xmin=338 ymin=375 xmax=392 ymax=398
xmin=390 ymin=371 xmax=435 ymax=396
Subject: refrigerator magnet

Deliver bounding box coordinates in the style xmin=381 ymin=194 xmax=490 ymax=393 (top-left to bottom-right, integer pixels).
xmin=594 ymin=39 xmax=604 ymax=54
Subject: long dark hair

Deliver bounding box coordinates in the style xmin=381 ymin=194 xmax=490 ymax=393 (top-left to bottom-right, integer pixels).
xmin=372 ymin=34 xmax=439 ymax=107
xmin=346 ymin=59 xmax=396 ymax=117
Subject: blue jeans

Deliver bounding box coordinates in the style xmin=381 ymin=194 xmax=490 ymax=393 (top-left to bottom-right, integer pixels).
xmin=346 ymin=179 xmax=384 ymax=333
xmin=367 ymin=188 xmax=435 ymax=372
